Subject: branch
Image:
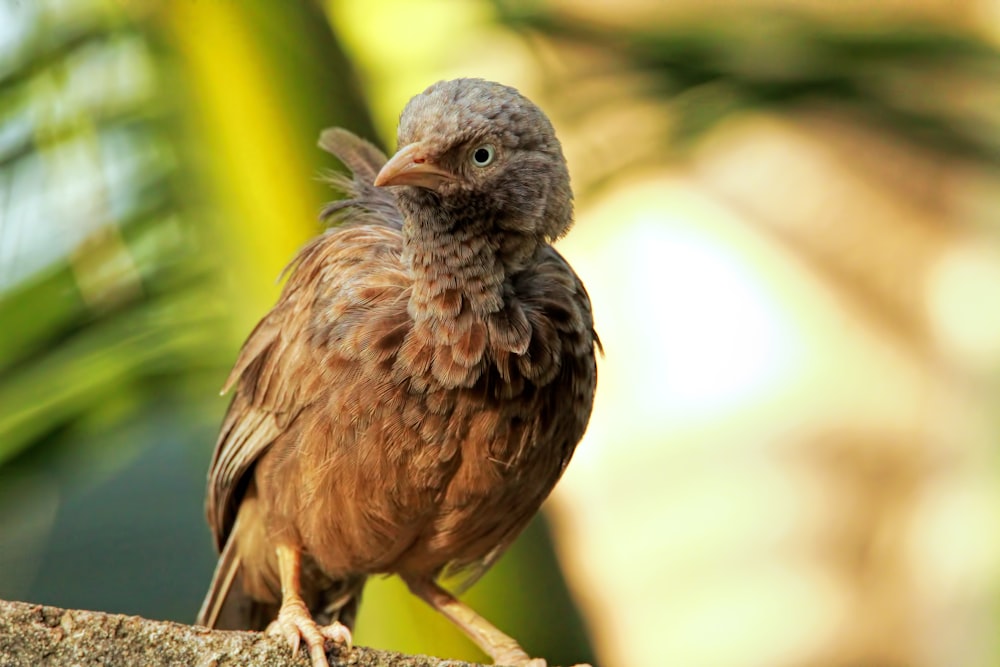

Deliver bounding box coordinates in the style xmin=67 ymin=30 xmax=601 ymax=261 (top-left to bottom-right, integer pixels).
xmin=0 ymin=598 xmax=483 ymax=667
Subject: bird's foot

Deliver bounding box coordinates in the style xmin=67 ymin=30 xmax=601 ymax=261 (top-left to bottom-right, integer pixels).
xmin=266 ymin=599 xmax=351 ymax=667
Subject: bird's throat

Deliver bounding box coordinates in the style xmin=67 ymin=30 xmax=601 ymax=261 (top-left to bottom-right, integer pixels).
xmin=402 ymin=216 xmax=509 ymax=324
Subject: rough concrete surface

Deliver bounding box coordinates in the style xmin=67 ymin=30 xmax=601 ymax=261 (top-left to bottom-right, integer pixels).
xmin=0 ymin=599 xmax=483 ymax=667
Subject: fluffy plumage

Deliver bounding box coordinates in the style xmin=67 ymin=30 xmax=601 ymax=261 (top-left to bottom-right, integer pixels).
xmin=197 ymin=78 xmax=598 ymax=667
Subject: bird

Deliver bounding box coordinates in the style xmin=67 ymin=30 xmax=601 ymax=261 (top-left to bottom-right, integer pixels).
xmin=196 ymin=78 xmax=599 ymax=667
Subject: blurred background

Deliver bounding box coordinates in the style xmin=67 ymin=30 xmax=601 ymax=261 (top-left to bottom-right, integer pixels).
xmin=2 ymin=1 xmax=1000 ymax=666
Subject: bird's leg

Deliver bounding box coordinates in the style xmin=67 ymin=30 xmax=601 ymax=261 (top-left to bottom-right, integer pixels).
xmin=266 ymin=544 xmax=352 ymax=667
xmin=402 ymin=575 xmax=546 ymax=667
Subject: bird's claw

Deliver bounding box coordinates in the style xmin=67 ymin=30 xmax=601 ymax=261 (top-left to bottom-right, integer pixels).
xmin=266 ymin=600 xmax=350 ymax=667
xmin=320 ymin=620 xmax=353 ymax=649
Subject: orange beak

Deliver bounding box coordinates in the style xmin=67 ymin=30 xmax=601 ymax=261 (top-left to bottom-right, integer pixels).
xmin=374 ymin=142 xmax=454 ymax=190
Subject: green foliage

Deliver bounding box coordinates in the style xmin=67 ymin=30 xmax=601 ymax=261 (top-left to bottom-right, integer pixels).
xmin=0 ymin=7 xmax=221 ymax=470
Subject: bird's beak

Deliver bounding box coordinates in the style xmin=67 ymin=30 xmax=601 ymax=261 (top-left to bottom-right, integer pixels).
xmin=374 ymin=142 xmax=454 ymax=190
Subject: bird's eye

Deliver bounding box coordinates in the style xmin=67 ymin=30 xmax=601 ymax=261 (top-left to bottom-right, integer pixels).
xmin=470 ymin=145 xmax=495 ymax=167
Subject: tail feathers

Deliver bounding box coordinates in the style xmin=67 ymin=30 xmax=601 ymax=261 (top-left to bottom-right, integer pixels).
xmin=197 ymin=532 xmax=277 ymax=631
xmin=196 ymin=529 xmax=240 ymax=628
xmin=197 ymin=522 xmax=368 ymax=632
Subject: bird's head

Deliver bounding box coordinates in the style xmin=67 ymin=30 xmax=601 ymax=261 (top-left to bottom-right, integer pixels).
xmin=375 ymin=78 xmax=573 ymax=242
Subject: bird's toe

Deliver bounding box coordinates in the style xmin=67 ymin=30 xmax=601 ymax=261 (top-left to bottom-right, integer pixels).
xmin=266 ymin=601 xmax=330 ymax=667
xmin=320 ymin=620 xmax=353 ymax=649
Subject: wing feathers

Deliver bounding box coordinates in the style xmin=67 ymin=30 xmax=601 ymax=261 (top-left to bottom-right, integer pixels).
xmin=206 ymin=222 xmax=408 ymax=547
xmin=206 ymin=128 xmax=409 ymax=549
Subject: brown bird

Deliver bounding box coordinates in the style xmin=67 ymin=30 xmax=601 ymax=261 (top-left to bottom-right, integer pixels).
xmin=196 ymin=78 xmax=599 ymax=667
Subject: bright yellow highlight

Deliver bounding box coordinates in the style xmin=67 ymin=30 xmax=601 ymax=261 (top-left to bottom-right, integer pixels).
xmin=165 ymin=2 xmax=318 ymax=321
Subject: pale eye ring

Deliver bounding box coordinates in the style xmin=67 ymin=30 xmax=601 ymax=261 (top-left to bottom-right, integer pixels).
xmin=471 ymin=144 xmax=495 ymax=167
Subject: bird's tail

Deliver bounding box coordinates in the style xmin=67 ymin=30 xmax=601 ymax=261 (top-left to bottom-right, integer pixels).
xmin=197 ymin=529 xmax=368 ymax=632
xmin=196 ymin=530 xmax=277 ymax=631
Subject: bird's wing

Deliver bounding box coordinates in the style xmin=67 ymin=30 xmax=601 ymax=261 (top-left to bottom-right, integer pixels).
xmin=206 ymin=128 xmax=408 ymax=549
